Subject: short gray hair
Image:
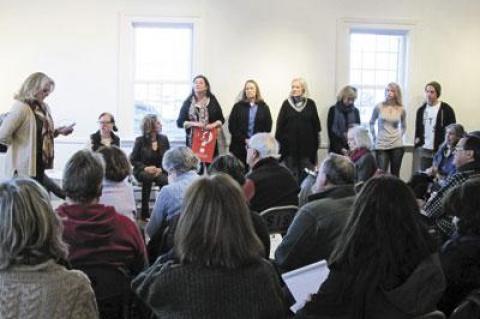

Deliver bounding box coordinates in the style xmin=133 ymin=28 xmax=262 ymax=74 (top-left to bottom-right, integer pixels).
xmin=248 ymin=133 xmax=280 ymax=159
xmin=348 ymin=126 xmax=373 ymax=150
xmin=446 ymin=123 xmax=465 ymax=139
xmin=63 ymin=149 xmax=105 ymax=203
xmin=321 ymin=153 xmax=355 ymax=185
xmin=0 ymin=178 xmax=68 ymax=270
xmin=291 ymin=77 xmax=310 ymax=98
xmin=162 ymin=146 xmax=199 ymax=174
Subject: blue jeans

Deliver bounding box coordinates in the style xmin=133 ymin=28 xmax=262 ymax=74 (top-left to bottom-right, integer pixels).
xmin=376 ymin=147 xmax=404 ymax=177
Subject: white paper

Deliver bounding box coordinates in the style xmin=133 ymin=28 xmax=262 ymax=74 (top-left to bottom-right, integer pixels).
xmin=281 ymin=260 xmax=330 ymax=313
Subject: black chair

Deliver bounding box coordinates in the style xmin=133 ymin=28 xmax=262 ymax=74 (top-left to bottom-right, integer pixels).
xmin=449 ymin=289 xmax=480 ymax=319
xmin=413 ymin=310 xmax=446 ymax=319
xmin=260 ymin=205 xmax=298 ymax=236
xmin=78 ymin=265 xmax=150 ymax=319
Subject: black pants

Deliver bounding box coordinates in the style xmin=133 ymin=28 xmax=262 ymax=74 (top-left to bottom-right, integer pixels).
xmin=135 ymin=171 xmax=168 ymax=219
xmin=34 ymin=166 xmax=66 ymax=200
xmin=376 ymin=147 xmax=405 ymax=177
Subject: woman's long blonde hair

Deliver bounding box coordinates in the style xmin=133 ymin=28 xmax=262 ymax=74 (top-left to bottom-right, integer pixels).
xmin=15 ymin=72 xmax=55 ymax=103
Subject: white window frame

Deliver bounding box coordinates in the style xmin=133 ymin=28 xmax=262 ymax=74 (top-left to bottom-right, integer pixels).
xmin=118 ymin=15 xmax=202 ymax=140
xmin=335 ymin=18 xmax=417 ymax=126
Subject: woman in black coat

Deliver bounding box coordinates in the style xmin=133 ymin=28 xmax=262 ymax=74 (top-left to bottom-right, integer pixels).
xmin=228 ymin=80 xmax=272 ymax=165
xmin=327 ymin=85 xmax=360 ymax=155
xmin=90 ymin=112 xmax=120 ymax=151
xmin=176 ymin=75 xmax=224 ymax=155
xmin=275 ymin=78 xmax=321 ymax=183
xmin=130 ymin=114 xmax=170 ymax=219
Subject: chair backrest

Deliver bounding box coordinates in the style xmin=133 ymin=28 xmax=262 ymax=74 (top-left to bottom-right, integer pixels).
xmin=78 ymin=265 xmax=150 ymax=319
xmin=413 ymin=310 xmax=446 ymax=319
xmin=449 ymin=288 xmax=480 ymax=319
xmin=260 ymin=205 xmax=298 ymax=235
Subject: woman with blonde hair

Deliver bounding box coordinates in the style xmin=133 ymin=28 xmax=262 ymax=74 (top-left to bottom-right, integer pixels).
xmin=130 ymin=114 xmax=170 ymax=219
xmin=0 ymin=72 xmax=74 ymax=197
xmin=369 ymin=82 xmax=406 ymax=176
xmin=327 ymin=85 xmax=361 ymax=154
xmin=133 ymin=174 xmax=286 ymax=318
xmin=275 ymin=78 xmax=321 ymax=183
xmin=228 ymin=79 xmax=272 ymax=165
xmin=0 ymin=178 xmax=98 ymax=318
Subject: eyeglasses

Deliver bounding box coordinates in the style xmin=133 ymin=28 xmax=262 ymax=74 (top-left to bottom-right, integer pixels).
xmin=455 ymin=146 xmax=466 ymax=152
xmin=98 ymin=121 xmax=113 ymax=125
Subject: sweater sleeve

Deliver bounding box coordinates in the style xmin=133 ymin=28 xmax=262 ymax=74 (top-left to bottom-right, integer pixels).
xmin=70 ymin=275 xmax=99 ymax=319
xmin=369 ymin=105 xmax=379 ymax=141
xmin=263 ymin=103 xmax=273 ymax=132
xmin=0 ymin=102 xmax=29 ymax=145
xmin=176 ymin=99 xmax=190 ymax=128
xmin=129 ymin=137 xmax=146 ymax=173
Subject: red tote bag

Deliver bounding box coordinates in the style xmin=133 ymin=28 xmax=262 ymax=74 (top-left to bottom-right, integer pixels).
xmin=191 ymin=127 xmax=217 ymax=163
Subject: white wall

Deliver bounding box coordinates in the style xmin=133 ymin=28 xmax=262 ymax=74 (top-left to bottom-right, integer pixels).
xmin=1 ymin=0 xmax=479 ymax=179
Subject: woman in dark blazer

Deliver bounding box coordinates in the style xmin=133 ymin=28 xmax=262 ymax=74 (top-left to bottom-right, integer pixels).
xmin=130 ymin=114 xmax=170 ymax=219
xmin=228 ymin=80 xmax=272 ymax=165
xmin=176 ymin=75 xmax=225 ymax=153
xmin=275 ymin=78 xmax=321 ymax=183
xmin=90 ymin=112 xmax=120 ymax=151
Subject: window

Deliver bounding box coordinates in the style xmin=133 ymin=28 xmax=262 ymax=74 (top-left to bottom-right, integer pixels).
xmin=349 ymin=30 xmax=407 ymax=124
xmin=118 ymin=16 xmax=200 ymax=141
xmin=132 ymin=23 xmax=193 ymax=140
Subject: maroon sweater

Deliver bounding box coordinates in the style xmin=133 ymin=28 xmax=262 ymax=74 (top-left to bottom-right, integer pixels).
xmin=56 ymin=203 xmax=147 ymax=275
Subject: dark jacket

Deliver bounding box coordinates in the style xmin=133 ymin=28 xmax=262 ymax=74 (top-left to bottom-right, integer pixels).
xmin=176 ymin=94 xmax=225 ymax=147
xmin=350 ymin=148 xmax=377 ymax=183
xmin=275 ymin=185 xmax=355 ymax=273
xmin=56 ymin=203 xmax=147 ymax=275
xmin=90 ymin=130 xmax=120 ymax=151
xmin=414 ymin=102 xmax=455 ymax=152
xmin=439 ymin=233 xmax=480 ymax=315
xmin=327 ymin=102 xmax=360 ymax=154
xmin=295 ymin=254 xmax=445 ymax=319
xmin=130 ymin=134 xmax=170 ymax=178
xmin=275 ymin=98 xmax=321 ymax=164
xmin=245 ymin=157 xmax=299 ymax=213
xmin=228 ymin=100 xmax=272 ymax=164
xmin=132 ymin=259 xmax=287 ymax=319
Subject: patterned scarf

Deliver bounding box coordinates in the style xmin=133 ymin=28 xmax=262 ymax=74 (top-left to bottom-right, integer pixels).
xmin=186 ymin=97 xmax=210 ymax=146
xmin=27 ymin=100 xmax=55 ymax=169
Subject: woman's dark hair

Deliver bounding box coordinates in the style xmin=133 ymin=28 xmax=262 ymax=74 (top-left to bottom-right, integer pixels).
xmin=63 ymin=150 xmax=105 ymax=203
xmin=98 ymin=112 xmax=118 ymax=132
xmin=443 ymin=177 xmax=480 ymax=235
xmin=187 ymin=74 xmax=212 ymax=100
xmin=208 ymin=154 xmax=246 ymax=185
xmin=174 ymin=174 xmax=264 ymax=268
xmin=97 ymin=146 xmax=131 ymax=182
xmin=329 ymin=176 xmax=436 ymax=308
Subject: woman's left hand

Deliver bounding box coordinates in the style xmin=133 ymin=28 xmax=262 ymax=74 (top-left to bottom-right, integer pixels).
xmin=205 ymin=121 xmax=220 ymax=130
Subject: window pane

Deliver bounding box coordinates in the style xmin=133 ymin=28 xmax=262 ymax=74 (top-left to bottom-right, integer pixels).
xmin=133 ymin=23 xmax=193 ymax=140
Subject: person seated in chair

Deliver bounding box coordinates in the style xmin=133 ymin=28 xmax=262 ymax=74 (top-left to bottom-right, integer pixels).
xmin=130 ymin=114 xmax=170 ymax=220
xmin=243 ymin=133 xmax=299 ymax=213
xmin=0 ymin=178 xmax=98 ymax=319
xmin=438 ymin=178 xmax=480 ymax=316
xmin=57 ymin=149 xmax=147 ymax=276
xmin=275 ymin=153 xmax=356 ymax=273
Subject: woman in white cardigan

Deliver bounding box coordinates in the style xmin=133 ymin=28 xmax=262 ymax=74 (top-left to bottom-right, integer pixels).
xmin=0 ymin=72 xmax=73 ymax=197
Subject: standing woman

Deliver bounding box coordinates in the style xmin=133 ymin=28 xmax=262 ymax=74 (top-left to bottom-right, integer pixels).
xmin=90 ymin=112 xmax=120 ymax=151
xmin=275 ymin=78 xmax=321 ymax=183
xmin=177 ymin=75 xmax=225 ymax=157
xmin=0 ymin=72 xmax=73 ymax=197
xmin=130 ymin=114 xmax=170 ymax=220
xmin=228 ymin=79 xmax=272 ymax=165
xmin=327 ymin=85 xmax=360 ymax=155
xmin=369 ymin=82 xmax=406 ymax=177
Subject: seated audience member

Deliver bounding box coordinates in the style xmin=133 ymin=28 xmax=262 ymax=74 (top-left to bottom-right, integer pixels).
xmin=145 ymin=146 xmax=199 ymax=238
xmin=244 ymin=132 xmax=299 ymax=212
xmin=90 ymin=112 xmax=120 ymax=151
xmin=133 ymin=174 xmax=287 ymax=319
xmin=426 ymin=123 xmax=464 ymax=185
xmin=208 ymin=154 xmax=271 ymax=257
xmin=438 ymin=178 xmax=480 ymax=315
xmin=130 ymin=114 xmax=169 ymax=220
xmin=97 ymin=146 xmax=136 ymax=221
xmin=347 ymin=125 xmax=377 ymax=183
xmin=0 ymin=178 xmax=98 ymax=319
xmin=57 ymin=149 xmax=147 ymax=276
xmin=424 ymin=134 xmax=480 ymax=239
xmin=295 ymin=176 xmax=445 ymax=319
xmin=275 ymin=153 xmax=356 ymax=273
